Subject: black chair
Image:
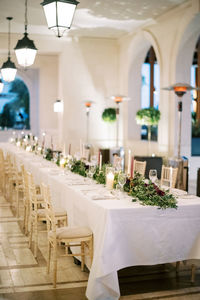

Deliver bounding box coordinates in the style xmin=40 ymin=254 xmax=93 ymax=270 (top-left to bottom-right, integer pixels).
xmin=134 ymin=156 xmax=163 ymax=179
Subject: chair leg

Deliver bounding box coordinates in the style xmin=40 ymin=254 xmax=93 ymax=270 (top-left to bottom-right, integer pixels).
xmin=16 ymin=189 xmax=19 ymax=218
xmin=34 ymin=218 xmax=38 ymax=258
xmin=81 ymin=242 xmax=85 ymax=271
xmin=47 ymin=241 xmax=51 ymax=274
xmin=25 ymin=206 xmax=29 ymax=235
xmin=191 ymin=264 xmax=196 ymax=283
xmin=89 ymin=239 xmax=93 ymax=263
xmin=176 ymin=261 xmax=180 ymax=273
xmin=23 ymin=205 xmax=26 ymax=231
xmin=29 ymin=220 xmax=33 ymax=248
xmin=53 ymin=246 xmax=57 ymax=288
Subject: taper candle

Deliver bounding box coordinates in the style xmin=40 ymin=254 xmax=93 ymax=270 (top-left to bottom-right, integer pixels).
xmin=99 ymin=153 xmax=102 ymax=170
xmin=127 ymin=149 xmax=131 ymax=175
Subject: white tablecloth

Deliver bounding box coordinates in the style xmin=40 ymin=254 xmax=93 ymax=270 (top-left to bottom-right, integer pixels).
xmin=2 ymin=143 xmax=200 ymax=300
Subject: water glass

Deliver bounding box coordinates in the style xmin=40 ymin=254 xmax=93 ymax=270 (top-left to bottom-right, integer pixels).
xmin=149 ymin=169 xmax=157 ymax=183
xmin=88 ymin=165 xmax=96 ymax=180
xmin=118 ymin=172 xmax=126 ymax=191
xmin=91 ymin=155 xmax=98 ymax=166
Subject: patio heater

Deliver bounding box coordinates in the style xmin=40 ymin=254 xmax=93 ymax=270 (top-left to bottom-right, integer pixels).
xmin=163 ymin=83 xmax=198 ymax=189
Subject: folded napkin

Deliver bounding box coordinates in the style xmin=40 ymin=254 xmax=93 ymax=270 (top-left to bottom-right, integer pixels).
xmin=92 ymin=195 xmax=116 ymax=200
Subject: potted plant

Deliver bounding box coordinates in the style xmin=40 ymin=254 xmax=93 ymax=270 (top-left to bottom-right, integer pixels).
xmin=102 ymin=108 xmax=116 ymax=123
xmin=136 ymin=107 xmax=161 ymax=141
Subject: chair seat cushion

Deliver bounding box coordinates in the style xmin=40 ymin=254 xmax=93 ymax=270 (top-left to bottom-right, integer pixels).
xmin=17 ymin=184 xmax=24 ymax=190
xmin=48 ymin=226 xmax=92 ymax=239
xmin=33 ymin=208 xmax=67 ymax=218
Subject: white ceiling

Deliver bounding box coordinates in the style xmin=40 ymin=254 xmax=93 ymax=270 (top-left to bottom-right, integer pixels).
xmin=0 ymin=0 xmax=187 ymax=39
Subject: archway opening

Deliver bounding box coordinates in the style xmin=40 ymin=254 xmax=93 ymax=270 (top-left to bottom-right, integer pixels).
xmin=0 ymin=76 xmax=30 ymax=130
xmin=141 ymin=46 xmax=160 ymax=141
xmin=191 ymin=36 xmax=200 ymax=156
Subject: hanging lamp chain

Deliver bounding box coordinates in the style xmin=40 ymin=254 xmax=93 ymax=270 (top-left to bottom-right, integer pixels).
xmin=25 ymin=0 xmax=28 ymax=33
xmin=7 ymin=17 xmax=13 ymax=59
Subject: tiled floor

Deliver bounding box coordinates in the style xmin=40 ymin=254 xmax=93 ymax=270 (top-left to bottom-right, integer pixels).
xmin=0 ymin=191 xmax=200 ymax=300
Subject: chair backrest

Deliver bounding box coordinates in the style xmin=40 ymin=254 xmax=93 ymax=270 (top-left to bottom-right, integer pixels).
xmin=27 ymin=172 xmax=40 ymax=213
xmin=160 ymin=166 xmax=178 ymax=188
xmin=22 ymin=168 xmax=29 ymax=205
xmin=0 ymin=149 xmax=4 ymax=164
xmin=133 ymin=160 xmax=146 ymax=177
xmin=41 ymin=183 xmax=56 ymax=233
xmin=113 ymin=156 xmax=122 ymax=170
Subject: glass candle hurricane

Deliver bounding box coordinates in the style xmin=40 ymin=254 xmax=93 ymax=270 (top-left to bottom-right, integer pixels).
xmin=106 ymin=167 xmax=115 ymax=190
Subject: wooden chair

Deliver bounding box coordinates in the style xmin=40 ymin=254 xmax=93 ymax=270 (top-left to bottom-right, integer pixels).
xmin=160 ymin=166 xmax=178 ymax=188
xmin=133 ymin=160 xmax=146 ymax=177
xmin=41 ymin=183 xmax=93 ymax=288
xmin=176 ymin=261 xmax=196 ymax=283
xmin=22 ymin=168 xmax=31 ymax=234
xmin=23 ymin=168 xmax=43 ymax=235
xmin=12 ymin=163 xmax=25 ymax=218
xmin=27 ymin=172 xmax=67 ymax=258
xmin=0 ymin=149 xmax=5 ymax=191
xmin=4 ymin=153 xmax=14 ymax=200
xmin=113 ymin=156 xmax=122 ymax=171
xmin=1 ymin=153 xmax=11 ymax=197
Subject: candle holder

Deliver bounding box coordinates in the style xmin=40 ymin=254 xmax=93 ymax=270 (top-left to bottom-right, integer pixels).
xmin=106 ymin=167 xmax=115 ymax=190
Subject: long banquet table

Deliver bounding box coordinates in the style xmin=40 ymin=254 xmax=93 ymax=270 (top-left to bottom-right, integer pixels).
xmin=2 ymin=142 xmax=200 ymax=300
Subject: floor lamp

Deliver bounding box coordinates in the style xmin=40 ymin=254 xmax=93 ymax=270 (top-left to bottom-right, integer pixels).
xmin=110 ymin=95 xmax=130 ymax=148
xmin=163 ymin=83 xmax=197 ymax=189
xmin=163 ymin=83 xmax=196 ymax=159
xmin=54 ymin=99 xmax=63 ymax=150
xmin=84 ymin=101 xmax=93 ymax=146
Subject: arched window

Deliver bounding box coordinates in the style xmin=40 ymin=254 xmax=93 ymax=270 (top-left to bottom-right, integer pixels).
xmin=191 ymin=37 xmax=200 ymax=156
xmin=0 ymin=77 xmax=30 ymax=130
xmin=141 ymin=46 xmax=160 ymax=140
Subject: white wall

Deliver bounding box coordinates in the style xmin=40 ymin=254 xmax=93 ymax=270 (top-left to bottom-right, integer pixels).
xmin=58 ymin=37 xmax=119 ymax=152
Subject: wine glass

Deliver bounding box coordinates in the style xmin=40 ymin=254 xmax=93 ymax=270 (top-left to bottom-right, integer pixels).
xmin=53 ymin=152 xmax=58 ymax=164
xmin=88 ymin=165 xmax=96 ymax=179
xmin=91 ymin=155 xmax=98 ymax=166
xmin=67 ymin=157 xmax=73 ymax=170
xmin=149 ymin=169 xmax=157 ymax=183
xmin=118 ymin=173 xmax=126 ymax=191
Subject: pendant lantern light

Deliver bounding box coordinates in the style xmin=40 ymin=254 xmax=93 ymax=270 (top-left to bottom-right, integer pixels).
xmin=41 ymin=0 xmax=79 ymax=38
xmin=1 ymin=17 xmax=17 ymax=83
xmin=15 ymin=0 xmax=37 ymax=67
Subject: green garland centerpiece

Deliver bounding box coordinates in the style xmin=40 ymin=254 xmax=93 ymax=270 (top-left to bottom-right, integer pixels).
xmin=102 ymin=108 xmax=116 ymax=123
xmin=71 ymin=160 xmax=88 ymax=177
xmin=13 ymin=139 xmax=177 ymax=210
xmin=124 ymin=172 xmax=177 ymax=209
xmin=44 ymin=148 xmax=54 ymax=161
xmin=68 ymin=158 xmax=177 ymax=209
xmin=93 ymin=165 xmax=107 ymax=184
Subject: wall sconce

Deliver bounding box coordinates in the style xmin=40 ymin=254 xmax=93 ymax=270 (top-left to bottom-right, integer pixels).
xmin=54 ymin=99 xmax=63 ymax=112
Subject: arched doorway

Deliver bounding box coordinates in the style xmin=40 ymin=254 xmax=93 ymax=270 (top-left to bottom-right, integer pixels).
xmin=175 ymin=13 xmax=200 ymax=186
xmin=141 ymin=46 xmax=160 ymax=141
